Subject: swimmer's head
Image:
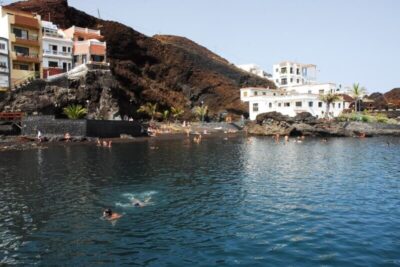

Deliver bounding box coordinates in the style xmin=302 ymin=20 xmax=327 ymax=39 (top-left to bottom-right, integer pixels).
xmin=103 ymin=208 xmax=112 ymax=217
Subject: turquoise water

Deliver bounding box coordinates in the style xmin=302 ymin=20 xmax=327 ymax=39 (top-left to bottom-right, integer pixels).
xmin=0 ymin=136 xmax=399 ymax=266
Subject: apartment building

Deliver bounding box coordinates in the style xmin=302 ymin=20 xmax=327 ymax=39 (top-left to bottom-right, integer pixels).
xmin=41 ymin=20 xmax=73 ymax=78
xmin=0 ymin=6 xmax=43 ymax=88
xmin=63 ymin=26 xmax=106 ymax=66
xmin=0 ymin=37 xmax=10 ymax=91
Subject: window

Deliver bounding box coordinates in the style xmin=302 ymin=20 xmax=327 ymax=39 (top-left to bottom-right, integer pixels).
xmin=281 ymin=78 xmax=287 ymax=85
xmin=318 ymin=102 xmax=323 ymax=108
xmin=51 ymin=45 xmax=57 ymax=51
xmin=319 ymin=89 xmax=324 ymax=94
xmin=269 ymin=102 xmax=272 ymax=108
xmin=290 ymin=67 xmax=293 ymax=74
xmin=332 ymin=103 xmax=335 ymax=108
xmin=78 ymin=37 xmax=84 ymax=41
xmin=296 ymin=68 xmax=300 ymax=75
xmin=67 ymin=47 xmax=71 ymax=53
xmin=254 ymin=91 xmax=258 ymax=96
xmin=262 ymin=92 xmax=266 ymax=96
xmin=0 ymin=61 xmax=7 ymax=68
xmin=14 ymin=64 xmax=29 ymax=70
xmin=243 ymin=91 xmax=248 ymax=97
xmin=62 ymin=46 xmax=67 ymax=52
xmin=308 ymin=101 xmax=313 ymax=107
xmin=308 ymin=90 xmax=312 ymax=94
xmin=253 ymin=103 xmax=259 ymax=112
xmin=295 ymin=101 xmax=302 ymax=107
xmin=338 ymin=103 xmax=341 ymax=108
xmin=281 ymin=67 xmax=287 ymax=74
xmin=14 ymin=46 xmax=29 ymax=56
xmin=290 ymin=78 xmax=293 ymax=83
xmin=275 ymin=68 xmax=278 ymax=72
xmin=297 ymin=79 xmax=300 ymax=83
xmin=284 ymin=102 xmax=290 ymax=107
xmin=0 ymin=43 xmax=5 ymax=50
xmin=49 ymin=61 xmax=58 ymax=68
xmin=68 ymin=63 xmax=71 ymax=70
xmin=273 ymin=93 xmax=276 ymax=96
xmin=62 ymin=62 xmax=67 ymax=71
xmin=278 ymin=103 xmax=282 ymax=107
xmin=13 ymin=28 xmax=28 ymax=39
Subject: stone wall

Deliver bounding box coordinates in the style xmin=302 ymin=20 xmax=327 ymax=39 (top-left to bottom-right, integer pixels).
xmin=21 ymin=116 xmax=87 ymax=136
xmin=21 ymin=116 xmax=146 ymax=138
xmin=86 ymin=120 xmax=145 ymax=138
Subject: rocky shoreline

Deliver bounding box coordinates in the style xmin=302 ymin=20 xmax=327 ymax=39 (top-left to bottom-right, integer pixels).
xmin=246 ymin=112 xmax=400 ymax=137
xmin=1 ymin=116 xmax=399 ymax=152
xmin=0 ymin=122 xmax=241 ymax=152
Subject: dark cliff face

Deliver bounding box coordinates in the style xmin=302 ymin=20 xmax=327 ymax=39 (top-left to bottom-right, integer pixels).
xmin=7 ymin=0 xmax=275 ymax=118
xmin=384 ymin=88 xmax=400 ymax=107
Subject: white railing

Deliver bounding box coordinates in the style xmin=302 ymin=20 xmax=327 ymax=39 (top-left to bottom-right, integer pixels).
xmin=74 ymin=40 xmax=106 ymax=46
xmin=0 ymin=67 xmax=9 ymax=72
xmin=74 ymin=26 xmax=101 ymax=35
xmin=43 ymin=50 xmax=71 ymax=56
xmin=43 ymin=32 xmax=64 ymax=39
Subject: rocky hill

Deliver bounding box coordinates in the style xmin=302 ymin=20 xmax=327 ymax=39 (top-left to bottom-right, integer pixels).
xmin=384 ymin=88 xmax=400 ymax=107
xmin=3 ymin=0 xmax=275 ymax=119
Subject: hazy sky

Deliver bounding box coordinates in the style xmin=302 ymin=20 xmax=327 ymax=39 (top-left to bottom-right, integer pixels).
xmin=36 ymin=1 xmax=400 ymax=92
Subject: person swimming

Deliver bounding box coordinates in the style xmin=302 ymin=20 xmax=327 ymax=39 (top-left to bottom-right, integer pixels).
xmin=132 ymin=197 xmax=152 ymax=208
xmin=103 ymin=208 xmax=122 ymax=220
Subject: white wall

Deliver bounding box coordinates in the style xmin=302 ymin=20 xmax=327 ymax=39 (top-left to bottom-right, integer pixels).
xmin=247 ymin=97 xmax=346 ymax=120
xmin=42 ymin=37 xmax=73 ymax=69
xmin=0 ymin=9 xmax=10 ymax=39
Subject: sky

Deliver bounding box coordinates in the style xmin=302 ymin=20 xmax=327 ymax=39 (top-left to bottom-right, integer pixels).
xmin=10 ymin=0 xmax=400 ymax=92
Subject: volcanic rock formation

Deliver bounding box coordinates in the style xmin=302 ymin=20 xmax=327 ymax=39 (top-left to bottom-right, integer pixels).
xmin=3 ymin=0 xmax=275 ymax=119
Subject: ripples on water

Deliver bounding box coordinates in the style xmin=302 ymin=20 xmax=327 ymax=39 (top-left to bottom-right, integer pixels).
xmin=0 ymin=136 xmax=399 ymax=266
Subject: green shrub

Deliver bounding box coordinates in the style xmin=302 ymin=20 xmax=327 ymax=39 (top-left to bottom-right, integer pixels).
xmin=63 ymin=104 xmax=87 ymax=119
xmin=361 ymin=115 xmax=372 ymax=123
xmin=375 ymin=113 xmax=388 ymax=123
xmin=387 ymin=119 xmax=398 ymax=125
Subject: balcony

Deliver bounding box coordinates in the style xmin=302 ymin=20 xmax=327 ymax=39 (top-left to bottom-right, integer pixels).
xmin=13 ymin=33 xmax=40 ymax=47
xmin=0 ymin=66 xmax=9 ymax=73
xmin=13 ymin=15 xmax=40 ymax=30
xmin=12 ymin=52 xmax=40 ymax=63
xmin=43 ymin=50 xmax=72 ymax=57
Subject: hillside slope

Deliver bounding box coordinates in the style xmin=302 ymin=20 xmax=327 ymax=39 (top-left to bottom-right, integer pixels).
xmin=6 ymin=0 xmax=275 ymax=118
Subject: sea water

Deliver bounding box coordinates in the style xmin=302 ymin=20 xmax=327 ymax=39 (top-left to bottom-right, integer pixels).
xmin=0 ymin=136 xmax=399 ymax=266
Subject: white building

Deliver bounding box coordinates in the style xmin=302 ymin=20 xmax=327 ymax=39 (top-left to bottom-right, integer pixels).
xmin=41 ymin=20 xmax=73 ymax=78
xmin=272 ymin=61 xmax=318 ymax=87
xmin=241 ymin=61 xmax=351 ymax=120
xmin=237 ymin=64 xmax=272 ymax=80
xmin=0 ymin=37 xmax=10 ymax=91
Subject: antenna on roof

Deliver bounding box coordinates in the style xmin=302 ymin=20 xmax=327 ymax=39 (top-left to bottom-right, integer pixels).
xmin=96 ymin=8 xmax=103 ymax=29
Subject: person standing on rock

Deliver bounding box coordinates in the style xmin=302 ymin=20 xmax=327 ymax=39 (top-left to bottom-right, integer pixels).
xmin=37 ymin=130 xmax=42 ymax=143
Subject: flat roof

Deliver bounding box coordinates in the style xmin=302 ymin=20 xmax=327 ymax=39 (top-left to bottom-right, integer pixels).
xmin=275 ymin=61 xmax=317 ymax=68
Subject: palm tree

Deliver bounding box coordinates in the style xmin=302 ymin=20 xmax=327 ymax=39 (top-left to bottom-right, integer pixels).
xmin=319 ymin=93 xmax=342 ymax=119
xmin=137 ymin=103 xmax=160 ymax=121
xmin=349 ymin=83 xmax=366 ymax=113
xmin=170 ymin=106 xmax=184 ymax=121
xmin=193 ymin=105 xmax=208 ymax=122
xmin=162 ymin=110 xmax=169 ymax=121
xmin=63 ymin=104 xmax=87 ymax=119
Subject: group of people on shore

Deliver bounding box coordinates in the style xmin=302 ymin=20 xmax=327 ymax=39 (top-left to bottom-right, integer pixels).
xmin=96 ymin=138 xmax=112 ymax=148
